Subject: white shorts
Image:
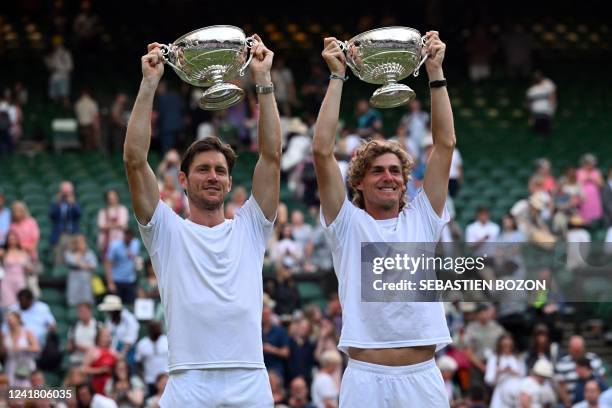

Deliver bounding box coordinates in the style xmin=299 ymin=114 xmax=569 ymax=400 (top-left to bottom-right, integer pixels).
xmin=160 ymin=368 xmax=273 ymax=408
xmin=340 ymin=358 xmax=450 ymax=408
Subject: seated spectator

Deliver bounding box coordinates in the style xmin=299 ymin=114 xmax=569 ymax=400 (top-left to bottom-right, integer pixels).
xmin=65 ymin=234 xmax=97 ymax=306
xmin=98 ymin=295 xmax=139 ymax=366
xmin=571 ymin=358 xmax=608 ymax=405
xmin=577 ymin=154 xmax=604 ymax=225
xmin=9 ymin=288 xmax=56 ymax=347
xmin=135 ymin=321 xmax=168 ymax=397
xmin=224 ymin=185 xmax=248 ymax=219
xmin=270 ymin=224 xmax=304 ymax=272
xmin=2 ymin=311 xmax=40 ymax=386
xmin=262 ymin=303 xmax=290 ymax=379
xmin=97 ymin=189 xmax=129 ymax=255
xmin=516 ymin=359 xmax=557 ymax=407
xmin=288 ymin=376 xmax=316 ymax=408
xmin=9 ymin=201 xmax=40 ymax=261
xmin=464 ymin=303 xmax=505 ymax=381
xmin=145 ymin=373 xmax=168 ymax=408
xmin=49 ymin=181 xmax=82 ymax=266
xmin=288 ymin=317 xmax=317 ymax=384
xmin=532 ymin=158 xmax=556 ymax=193
xmin=465 ymin=206 xmax=500 ymax=257
xmin=80 ymin=327 xmax=118 ymax=395
xmin=573 ymin=380 xmax=602 ymax=408
xmin=525 ymin=324 xmax=557 ymax=371
xmin=529 ymin=175 xmax=555 ymax=222
xmin=104 ymin=358 xmax=146 ymax=407
xmin=498 ymin=214 xmax=526 ymax=244
xmin=291 ymin=209 xmax=314 ymax=254
xmin=556 ymin=335 xmax=606 ymax=407
xmin=311 ymin=350 xmax=342 ymax=408
xmin=1 ymin=231 xmax=32 ymax=308
xmin=553 ymin=167 xmax=584 ymax=235
xmin=75 ymin=382 xmax=118 ymax=408
xmin=0 ymin=190 xmax=10 ymax=246
xmin=67 ymin=302 xmax=99 ymax=366
xmin=437 ymin=355 xmax=461 ymax=403
xmin=485 ymin=334 xmax=526 ymax=407
xmin=104 ymin=229 xmax=141 ymax=307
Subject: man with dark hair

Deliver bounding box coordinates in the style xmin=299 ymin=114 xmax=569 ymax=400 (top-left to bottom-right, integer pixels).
xmin=10 ymin=288 xmax=56 ymax=347
xmin=124 ymin=33 xmax=281 ymax=406
xmin=313 ymin=31 xmax=455 ymax=406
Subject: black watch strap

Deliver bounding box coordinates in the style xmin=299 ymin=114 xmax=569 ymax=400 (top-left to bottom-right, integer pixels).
xmin=429 ymin=79 xmax=447 ymax=88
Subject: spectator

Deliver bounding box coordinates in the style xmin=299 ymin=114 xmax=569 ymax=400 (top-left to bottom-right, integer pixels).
xmin=304 ymin=208 xmax=333 ymax=273
xmin=156 ymin=149 xmax=182 ymax=189
xmin=268 ymin=369 xmax=288 ymax=406
xmin=262 ymin=303 xmax=290 ymax=379
xmin=272 ymin=263 xmax=302 ymax=316
xmin=104 ymin=229 xmax=141 ymax=307
xmin=600 ymin=386 xmax=612 ymax=408
xmin=571 ymin=357 xmax=608 ymax=405
xmin=465 ymin=206 xmax=500 ymax=257
xmin=270 ymin=224 xmax=304 ymax=272
xmin=399 ymin=98 xmax=430 ymax=149
xmin=288 ymin=317 xmax=316 ymax=384
xmin=72 ymin=0 xmax=100 ymax=52
xmin=465 ymin=26 xmax=497 ymax=82
xmin=0 ymin=191 xmax=10 ymax=246
xmin=501 ymin=24 xmax=533 ymax=78
xmin=533 ymin=158 xmax=556 ymax=193
xmin=74 ymin=88 xmax=100 ymax=151
xmin=144 ymin=373 xmax=168 ymax=408
xmin=135 ymin=321 xmax=168 ymax=397
xmin=437 ymin=355 xmax=461 ymax=403
xmin=553 ymin=167 xmax=584 ymax=235
xmin=30 ymin=369 xmax=45 ymax=388
xmin=577 ymin=154 xmax=604 ymax=225
xmin=9 ymin=201 xmax=40 ymax=261
xmin=75 ymin=382 xmax=118 ymax=408
xmin=64 ymin=367 xmax=87 ymax=388
xmin=138 ymin=260 xmax=160 ymax=304
xmin=389 ymin=123 xmax=419 ymax=160
xmin=65 ymin=234 xmax=97 ymax=306
xmin=498 ymin=214 xmax=526 ymax=244
xmin=525 ymin=324 xmax=557 ymax=371
xmin=44 ymin=35 xmax=73 ymax=104
xmin=1 ymin=231 xmax=32 ymax=308
xmin=573 ymin=380 xmax=603 ymax=408
xmin=516 ymin=359 xmax=557 ymax=408
xmin=527 ymin=70 xmax=556 ymax=135
xmin=67 ymin=302 xmax=99 ymax=366
xmin=104 ymin=358 xmax=146 ymax=407
xmin=271 ymin=56 xmax=297 ymax=116
xmin=2 ymin=311 xmax=40 ymax=386
xmin=355 ymin=99 xmax=382 ymax=137
xmin=311 ymin=350 xmax=341 ymax=408
xmin=98 ymin=295 xmax=140 ymax=365
xmin=159 ymin=173 xmax=185 ymax=216
xmin=282 ymin=119 xmax=312 ymax=177
xmin=10 ymin=288 xmax=56 ymax=347
xmin=464 ymin=303 xmax=505 ymax=380
xmin=154 ymin=81 xmax=184 ymax=153
xmin=0 ymin=90 xmax=21 ymax=153
xmin=556 ymin=335 xmax=606 ymax=407
xmin=485 ymin=334 xmax=526 ymax=407
xmin=80 ymin=327 xmax=118 ymax=395
xmin=224 ymin=185 xmax=248 ymax=219
xmin=602 ymin=168 xmax=612 ymax=227
xmin=97 ymin=189 xmax=129 ymax=255
xmin=290 ymin=209 xmax=313 ymax=255
xmin=108 ymin=93 xmax=129 ymax=153
xmin=49 ymin=180 xmax=81 ymax=266
xmin=288 ymin=376 xmax=316 ymax=408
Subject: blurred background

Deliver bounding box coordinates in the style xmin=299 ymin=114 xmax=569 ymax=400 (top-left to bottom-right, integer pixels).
xmin=0 ymin=0 xmax=611 ymax=407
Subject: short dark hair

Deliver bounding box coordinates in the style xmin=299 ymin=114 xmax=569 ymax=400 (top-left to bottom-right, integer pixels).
xmin=17 ymin=288 xmax=33 ymax=301
xmin=576 ymin=357 xmax=592 ymax=369
xmin=180 ymin=137 xmax=237 ymax=176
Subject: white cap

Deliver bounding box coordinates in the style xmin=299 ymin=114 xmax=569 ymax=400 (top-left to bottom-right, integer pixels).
xmin=98 ymin=294 xmax=123 ymax=312
xmin=532 ymin=359 xmax=554 ymax=378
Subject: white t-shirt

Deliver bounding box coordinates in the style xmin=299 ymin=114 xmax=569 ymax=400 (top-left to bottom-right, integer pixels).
xmin=135 ymin=335 xmax=169 ymax=384
xmin=449 ymin=149 xmax=463 ymax=180
xmin=517 ymin=377 xmax=556 ymax=408
xmin=465 ymin=220 xmax=500 ymax=257
xmin=321 ymin=190 xmax=452 ymax=353
xmin=105 ymin=309 xmax=139 ymax=351
xmin=138 ymin=197 xmax=273 ymax=372
xmin=527 ymin=79 xmax=556 ymax=116
xmin=311 ymin=372 xmax=339 ymax=408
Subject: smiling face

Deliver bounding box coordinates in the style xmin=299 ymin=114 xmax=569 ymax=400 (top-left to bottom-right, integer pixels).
xmin=179 ymin=150 xmax=232 ymax=211
xmin=357 ymin=153 xmax=406 ymax=215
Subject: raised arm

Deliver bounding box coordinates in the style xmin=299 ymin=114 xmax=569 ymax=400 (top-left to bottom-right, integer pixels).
xmin=124 ymin=43 xmax=164 ymax=225
xmin=250 ymin=35 xmax=281 ymax=221
xmin=312 ymin=38 xmax=347 ymax=225
xmin=422 ymin=31 xmax=456 ymax=217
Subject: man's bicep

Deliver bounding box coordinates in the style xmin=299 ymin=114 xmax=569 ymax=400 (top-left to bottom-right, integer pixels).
xmin=125 ymin=162 xmax=159 ymax=225
xmin=314 ymin=154 xmax=345 ymax=225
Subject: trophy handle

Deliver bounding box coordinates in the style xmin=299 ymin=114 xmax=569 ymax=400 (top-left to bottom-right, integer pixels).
xmin=413 ymin=35 xmax=430 ymax=77
xmin=337 ymin=40 xmax=359 ymax=76
xmin=160 ymin=44 xmax=181 ymax=72
xmin=239 ymin=36 xmax=258 ymax=77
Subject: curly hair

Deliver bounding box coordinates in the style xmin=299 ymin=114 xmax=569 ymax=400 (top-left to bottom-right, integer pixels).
xmin=347 ymin=139 xmax=415 ymax=211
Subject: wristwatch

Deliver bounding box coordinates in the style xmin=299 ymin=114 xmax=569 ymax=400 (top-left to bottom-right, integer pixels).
xmin=255 ymin=84 xmax=275 ymax=94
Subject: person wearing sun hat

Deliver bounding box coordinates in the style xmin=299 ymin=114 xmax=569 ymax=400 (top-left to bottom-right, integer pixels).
xmin=98 ymin=294 xmax=139 ymax=366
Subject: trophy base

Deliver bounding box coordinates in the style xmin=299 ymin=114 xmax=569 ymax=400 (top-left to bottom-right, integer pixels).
xmin=370 ymin=84 xmax=416 ymax=109
xmin=199 ymin=83 xmax=244 ymax=110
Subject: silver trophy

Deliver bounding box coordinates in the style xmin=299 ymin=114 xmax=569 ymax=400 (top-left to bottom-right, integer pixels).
xmin=159 ymin=25 xmax=256 ymax=110
xmin=339 ymin=27 xmax=429 ymax=108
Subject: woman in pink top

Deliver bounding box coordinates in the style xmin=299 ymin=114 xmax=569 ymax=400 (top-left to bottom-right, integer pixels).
xmin=97 ymin=189 xmax=128 ymax=255
xmin=577 ymin=154 xmax=604 ymax=224
xmin=0 ymin=231 xmax=32 ymax=307
xmin=9 ymin=201 xmax=40 ymax=261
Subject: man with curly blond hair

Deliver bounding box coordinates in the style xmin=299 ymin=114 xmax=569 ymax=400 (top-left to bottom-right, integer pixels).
xmin=312 ymin=31 xmax=456 ymax=407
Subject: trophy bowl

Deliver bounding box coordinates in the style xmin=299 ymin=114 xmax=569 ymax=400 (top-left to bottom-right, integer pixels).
xmin=159 ymin=25 xmax=256 ymax=110
xmin=340 ymin=27 xmax=428 ymax=108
